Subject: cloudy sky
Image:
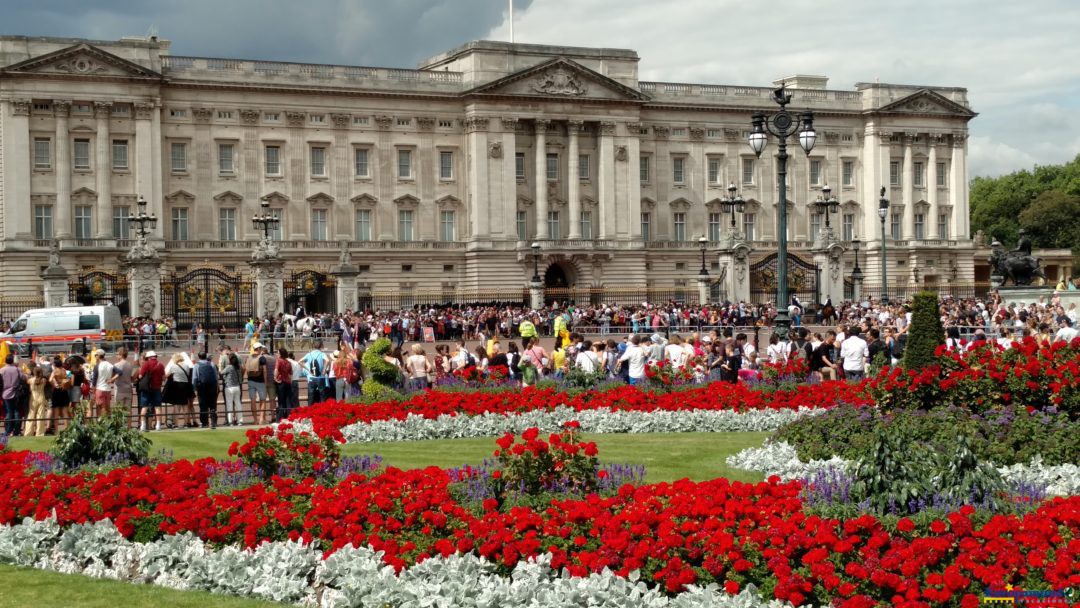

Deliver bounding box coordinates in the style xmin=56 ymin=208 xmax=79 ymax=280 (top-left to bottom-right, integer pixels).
xmin=5 ymin=0 xmax=1079 ymax=178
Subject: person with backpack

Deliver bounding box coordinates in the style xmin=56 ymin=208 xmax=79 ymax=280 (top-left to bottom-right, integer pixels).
xmin=221 ymin=353 xmax=243 ymax=426
xmin=273 ymin=348 xmax=293 ymax=422
xmin=301 ymin=340 xmax=328 ymax=406
xmin=191 ymin=352 xmax=219 ymax=429
xmin=132 ymin=351 xmax=165 ymax=432
xmin=244 ymin=343 xmax=270 ymax=425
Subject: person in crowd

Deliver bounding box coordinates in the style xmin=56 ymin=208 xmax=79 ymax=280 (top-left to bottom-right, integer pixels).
xmin=89 ymin=348 xmax=115 ymax=418
xmin=301 ymin=340 xmax=329 ymax=406
xmin=720 ymin=343 xmax=740 ymax=384
xmin=1056 ymin=317 xmax=1079 ymax=343
xmin=810 ymin=331 xmax=839 ymax=381
xmin=192 ymin=351 xmax=219 ymax=429
xmin=288 ymin=350 xmax=303 ymax=413
xmin=163 ymin=353 xmax=194 ymax=428
xmin=433 ymin=344 xmax=451 ymax=382
xmin=273 ymin=348 xmax=293 ymax=422
xmin=24 ymin=365 xmax=48 ymax=437
xmin=48 ymin=356 xmax=71 ymax=433
xmin=405 ymin=344 xmax=433 ymax=390
xmin=488 ymin=342 xmax=509 ymax=370
xmin=504 ymin=341 xmax=521 ymax=382
xmin=839 ymin=327 xmax=869 ymax=381
xmin=616 ymin=335 xmax=647 ymax=386
xmin=111 ymin=348 xmax=134 ymax=419
xmin=132 ymin=351 xmax=165 ymax=432
xmin=221 ymin=352 xmax=243 ymax=426
xmin=244 ymin=343 xmax=271 ymax=425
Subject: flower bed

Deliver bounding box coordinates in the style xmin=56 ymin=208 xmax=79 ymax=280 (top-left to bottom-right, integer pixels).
xmin=289 ymin=380 xmax=868 ymax=441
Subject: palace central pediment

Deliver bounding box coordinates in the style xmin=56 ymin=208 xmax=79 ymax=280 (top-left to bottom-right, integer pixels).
xmin=465 ymin=57 xmax=648 ymax=103
xmin=877 ymin=89 xmax=976 ymax=118
xmin=2 ymin=43 xmax=161 ymax=80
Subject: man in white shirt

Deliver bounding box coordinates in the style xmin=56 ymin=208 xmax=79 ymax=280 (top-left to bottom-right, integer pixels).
xmin=737 ymin=333 xmax=756 ymax=370
xmin=617 ymin=335 xmax=647 ymax=386
xmin=839 ymin=328 xmax=869 ymax=381
xmin=90 ymin=348 xmax=115 ymax=416
xmin=1055 ymin=318 xmax=1078 ymax=343
xmin=574 ymin=340 xmax=599 ymax=373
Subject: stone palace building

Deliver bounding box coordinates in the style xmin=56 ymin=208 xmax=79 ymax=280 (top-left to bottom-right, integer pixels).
xmin=1 ymin=35 xmax=1071 ymax=324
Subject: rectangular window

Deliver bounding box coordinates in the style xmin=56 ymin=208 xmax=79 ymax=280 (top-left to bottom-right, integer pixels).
xmin=672 ymin=157 xmax=685 ymax=184
xmin=74 ymin=205 xmax=92 ymax=239
xmin=171 ymin=208 xmax=188 ymax=241
xmin=810 ymin=159 xmax=822 ymax=185
xmin=810 ymin=213 xmax=822 ymax=239
xmin=398 ymin=149 xmax=412 ymax=178
xmin=439 ymin=151 xmax=453 ymax=180
xmin=580 ymin=211 xmax=593 ymax=239
xmin=938 ymin=212 xmax=949 ymax=239
xmin=707 ymin=158 xmax=721 ymax=184
xmin=219 ymin=208 xmax=237 ymax=241
xmin=265 ymin=145 xmax=281 ymax=175
xmin=742 ymin=158 xmax=755 ymax=184
xmin=547 ymin=210 xmax=560 ymax=238
xmin=310 ymin=208 xmax=328 ymax=241
xmin=74 ymin=139 xmax=91 ymax=169
xmin=213 ymin=143 xmax=232 ymax=174
xmin=639 ymin=156 xmax=650 ymax=182
xmin=546 ymin=153 xmax=558 ymax=180
xmin=351 ymin=148 xmax=369 ymax=177
xmin=889 ymin=160 xmax=900 ymax=186
xmin=842 ymin=213 xmax=855 ymax=241
xmin=34 ymin=138 xmax=51 ymax=169
xmin=673 ymin=212 xmax=686 ymax=241
xmin=112 ymin=139 xmax=129 ymax=170
xmin=112 ymin=207 xmax=130 ymax=239
xmin=398 ymin=209 xmax=414 ymax=241
xmin=34 ymin=205 xmax=53 ymax=239
xmin=516 ymin=210 xmax=527 ymax=240
xmin=641 ymin=212 xmax=651 ymax=241
xmin=890 ymin=212 xmax=902 ymax=240
xmin=914 ymin=161 xmax=925 ymax=187
xmin=708 ymin=212 xmax=721 ymax=242
xmin=355 ymin=209 xmax=371 ymax=241
xmin=515 ymin=153 xmax=526 ymax=180
xmin=936 ymin=162 xmax=947 ymax=187
xmin=440 ymin=210 xmax=455 ymax=241
xmin=743 ymin=213 xmax=756 ymax=241
xmin=842 ymin=160 xmax=855 ymax=186
xmin=914 ymin=212 xmax=925 ymax=240
xmin=267 ymin=209 xmax=282 ymax=241
xmin=310 ymin=146 xmax=326 ymax=177
xmin=170 ymin=142 xmax=186 ymax=172
xmin=578 ymin=154 xmax=590 ymax=181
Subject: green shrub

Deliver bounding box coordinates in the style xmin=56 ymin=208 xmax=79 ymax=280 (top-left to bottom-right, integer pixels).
xmin=361 ymin=337 xmax=400 ymax=396
xmin=51 ymin=407 xmax=152 ymax=469
xmin=901 ymin=291 xmax=944 ymax=370
xmin=935 ymin=434 xmax=1004 ymax=511
xmin=361 ymin=378 xmax=402 ymax=401
xmin=851 ymin=424 xmax=928 ymax=514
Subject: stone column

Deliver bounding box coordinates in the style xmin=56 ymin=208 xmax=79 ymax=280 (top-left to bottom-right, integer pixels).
xmin=627 ymin=122 xmax=643 ymax=239
xmin=41 ymin=265 xmax=70 ymax=307
xmin=53 ymin=101 xmax=72 ymax=239
xmin=134 ymin=102 xmax=155 ymax=222
xmin=813 ymin=243 xmax=845 ymax=305
xmin=250 ymin=259 xmax=285 ymax=317
xmin=127 ymin=260 xmax=163 ymax=318
xmin=94 ymin=102 xmax=113 ymax=238
xmin=697 ymin=276 xmax=710 ymax=306
xmin=499 ymin=117 xmax=519 ymax=240
xmin=529 ymin=280 xmax=544 ymax=310
xmin=901 ymin=134 xmax=914 ymax=240
xmin=331 ymin=265 xmax=359 ymax=312
xmin=567 ymin=120 xmax=582 ymax=239
xmin=149 ymin=99 xmax=164 ymax=231
xmin=465 ymin=116 xmax=491 ymax=239
xmin=950 ymin=134 xmax=969 ymax=239
xmin=927 ymin=139 xmax=939 ymax=238
xmin=534 ymin=119 xmax=550 ymax=239
xmin=717 ymin=242 xmax=752 ymax=303
xmin=598 ymin=121 xmax=616 ymax=239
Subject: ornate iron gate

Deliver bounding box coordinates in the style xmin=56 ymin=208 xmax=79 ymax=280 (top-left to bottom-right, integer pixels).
xmin=161 ymin=268 xmax=254 ymax=330
xmin=749 ymin=252 xmax=819 ymax=306
xmin=69 ymin=270 xmax=130 ymax=315
xmin=284 ymin=270 xmax=337 ymax=315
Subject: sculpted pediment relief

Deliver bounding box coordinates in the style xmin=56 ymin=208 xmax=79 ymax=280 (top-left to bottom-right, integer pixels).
xmin=213 ymin=190 xmax=243 ymax=204
xmin=466 ymin=58 xmax=648 ymax=102
xmin=2 ymin=43 xmax=161 ymax=80
xmin=350 ymin=193 xmax=377 ymax=207
xmin=260 ymin=191 xmax=290 ymax=206
xmin=878 ymin=89 xmax=976 ymax=117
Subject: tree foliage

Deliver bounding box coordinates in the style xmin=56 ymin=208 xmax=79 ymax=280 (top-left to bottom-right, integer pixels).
xmin=901 ymin=291 xmax=943 ymax=371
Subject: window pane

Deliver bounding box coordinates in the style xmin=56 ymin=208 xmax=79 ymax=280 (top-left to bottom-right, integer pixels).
xmin=218 ymin=143 xmax=234 ymax=173
xmin=810 ymin=159 xmax=821 ymax=185
xmin=171 ymin=208 xmax=188 ymax=241
xmin=515 ymin=153 xmax=526 ymax=180
xmin=811 ymin=213 xmax=822 ymax=239
xmin=743 ymin=213 xmax=755 ymax=241
xmin=580 ymin=211 xmax=592 ymax=239
xmin=914 ymin=213 xmax=925 ymax=239
xmin=34 ymin=138 xmax=51 ymax=169
xmin=842 ymin=213 xmax=854 ymax=241
xmin=355 ymin=210 xmax=371 ymax=241
xmin=311 ymin=209 xmax=328 ymax=240
xmin=707 ymin=213 xmax=720 ymax=241
xmin=890 ymin=212 xmax=901 ymax=240
xmin=398 ymin=149 xmax=412 ymax=178
xmin=398 ymin=210 xmax=413 ymax=241
xmin=219 ymin=208 xmax=236 ymax=241
xmin=914 ymin=162 xmax=924 ymax=186
xmin=673 ymin=212 xmax=686 ymax=241
xmin=74 ymin=139 xmax=91 ymax=169
xmin=673 ymin=157 xmax=685 ymax=183
xmin=112 ymin=139 xmax=128 ymax=170
xmin=355 ymin=149 xmax=369 ymax=177
xmin=439 ymin=151 xmax=453 ymax=180
xmin=516 ymin=210 xmax=527 ymax=240
xmin=938 ymin=212 xmax=949 ymax=239
xmin=707 ymin=158 xmax=720 ymax=184
xmin=311 ymin=147 xmax=326 ymax=176
xmin=842 ymin=160 xmax=854 ymax=186
xmin=170 ymin=142 xmax=186 ymax=171
xmin=34 ymin=206 xmax=53 ymax=239
xmin=74 ymin=206 xmax=92 ymax=239
xmin=639 ymin=156 xmax=650 ymax=182
xmin=112 ymin=207 xmax=131 ymax=239
xmin=936 ymin=162 xmax=946 ymax=187
xmin=578 ymin=155 xmax=589 ymax=180
xmin=546 ymin=153 xmax=558 ymax=180
xmin=440 ymin=210 xmax=455 ymax=241
xmin=547 ymin=210 xmax=560 ymax=238
xmin=742 ymin=158 xmax=754 ymax=184
xmin=890 ymin=161 xmax=900 ymax=185
xmin=641 ymin=213 xmax=651 ymax=241
xmin=265 ymin=146 xmax=281 ymax=175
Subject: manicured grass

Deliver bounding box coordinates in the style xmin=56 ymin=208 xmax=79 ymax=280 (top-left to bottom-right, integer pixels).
xmin=9 ymin=429 xmax=769 ymax=483
xmin=0 ymin=564 xmax=285 ymax=608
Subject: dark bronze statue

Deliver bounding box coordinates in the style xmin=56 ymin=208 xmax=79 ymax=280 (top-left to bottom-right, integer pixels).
xmin=990 ymin=230 xmax=1046 ymax=286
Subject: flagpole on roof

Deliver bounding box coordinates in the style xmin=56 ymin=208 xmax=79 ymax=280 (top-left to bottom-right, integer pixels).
xmin=509 ymin=0 xmax=515 ymax=43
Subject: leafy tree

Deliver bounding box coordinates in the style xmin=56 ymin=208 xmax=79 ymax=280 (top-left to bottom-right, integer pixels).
xmin=1018 ymin=190 xmax=1080 ymax=250
xmin=901 ymin=291 xmax=943 ymax=371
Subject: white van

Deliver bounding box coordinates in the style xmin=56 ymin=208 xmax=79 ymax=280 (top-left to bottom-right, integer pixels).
xmin=1 ymin=304 xmax=124 ymax=354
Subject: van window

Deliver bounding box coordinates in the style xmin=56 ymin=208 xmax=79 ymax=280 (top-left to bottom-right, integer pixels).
xmin=10 ymin=319 xmax=27 ymax=334
xmin=79 ymin=315 xmax=101 ymax=330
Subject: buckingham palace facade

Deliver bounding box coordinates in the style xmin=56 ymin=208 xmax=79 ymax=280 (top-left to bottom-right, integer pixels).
xmin=4 ymin=34 xmax=1052 ymax=317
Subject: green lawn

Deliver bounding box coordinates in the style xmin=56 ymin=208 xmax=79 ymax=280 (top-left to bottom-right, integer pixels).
xmin=8 ymin=430 xmax=769 ymax=483
xmin=0 ymin=564 xmax=285 ymax=608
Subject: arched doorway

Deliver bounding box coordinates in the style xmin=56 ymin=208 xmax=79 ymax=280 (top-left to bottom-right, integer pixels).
xmin=544 ymin=264 xmax=570 ymax=289
xmin=543 ymin=262 xmax=577 ymax=305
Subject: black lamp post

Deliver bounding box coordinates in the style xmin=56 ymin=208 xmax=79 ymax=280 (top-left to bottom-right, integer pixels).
xmin=128 ymin=195 xmax=158 ymax=240
xmin=698 ymin=235 xmax=708 ymax=277
xmin=812 ymin=183 xmax=840 ymax=234
xmin=252 ymin=199 xmax=280 ymax=242
xmin=719 ymin=182 xmax=745 ymax=238
xmin=747 ymin=84 xmax=816 ymax=339
xmin=877 ymin=186 xmax=890 ymax=304
xmin=850 ymin=236 xmax=864 ymax=300
xmin=530 ymin=241 xmax=541 ymax=283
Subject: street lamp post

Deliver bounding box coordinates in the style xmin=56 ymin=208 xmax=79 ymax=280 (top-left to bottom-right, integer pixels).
xmin=698 ymin=235 xmax=709 ymax=277
xmin=719 ymin=182 xmax=745 ymax=241
xmin=850 ymin=236 xmax=864 ymax=301
xmin=126 ymin=194 xmax=158 ymax=259
xmin=530 ymin=241 xmax=541 ymax=283
xmin=747 ymin=84 xmax=816 ymax=339
xmin=877 ymin=186 xmax=890 ymax=305
xmin=811 ymin=184 xmax=840 ymax=240
xmin=252 ymin=199 xmax=280 ymax=243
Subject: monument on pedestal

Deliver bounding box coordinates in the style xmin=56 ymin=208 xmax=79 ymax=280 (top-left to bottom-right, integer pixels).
xmin=717 ymin=230 xmax=752 ymax=304
xmin=124 ymin=197 xmax=162 ymax=318
xmin=811 ymin=226 xmax=846 ymax=305
xmin=249 ymin=199 xmax=285 ymax=317
xmin=331 ymin=241 xmax=360 ymax=313
xmin=990 ymin=231 xmax=1054 ymax=307
xmin=40 ymin=240 xmax=70 ymax=307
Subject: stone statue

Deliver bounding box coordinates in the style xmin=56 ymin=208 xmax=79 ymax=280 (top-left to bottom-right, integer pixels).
xmin=990 ymin=234 xmax=1046 ymax=286
xmin=125 ymin=232 xmax=159 ymax=262
xmin=973 ymin=229 xmax=987 ymax=247
xmin=251 ymin=236 xmax=280 ymax=261
xmin=338 ymin=240 xmax=351 ymax=266
xmin=48 ymin=239 xmax=61 ymax=268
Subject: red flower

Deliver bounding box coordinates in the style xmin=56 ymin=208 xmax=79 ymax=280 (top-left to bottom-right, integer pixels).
xmin=724 ymin=580 xmax=740 ymax=594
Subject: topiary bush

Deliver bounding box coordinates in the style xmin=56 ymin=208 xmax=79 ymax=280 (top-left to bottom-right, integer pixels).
xmin=51 ymin=407 xmax=151 ymax=469
xmin=360 ymin=337 xmax=401 ymax=400
xmin=901 ymin=291 xmax=944 ymax=370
